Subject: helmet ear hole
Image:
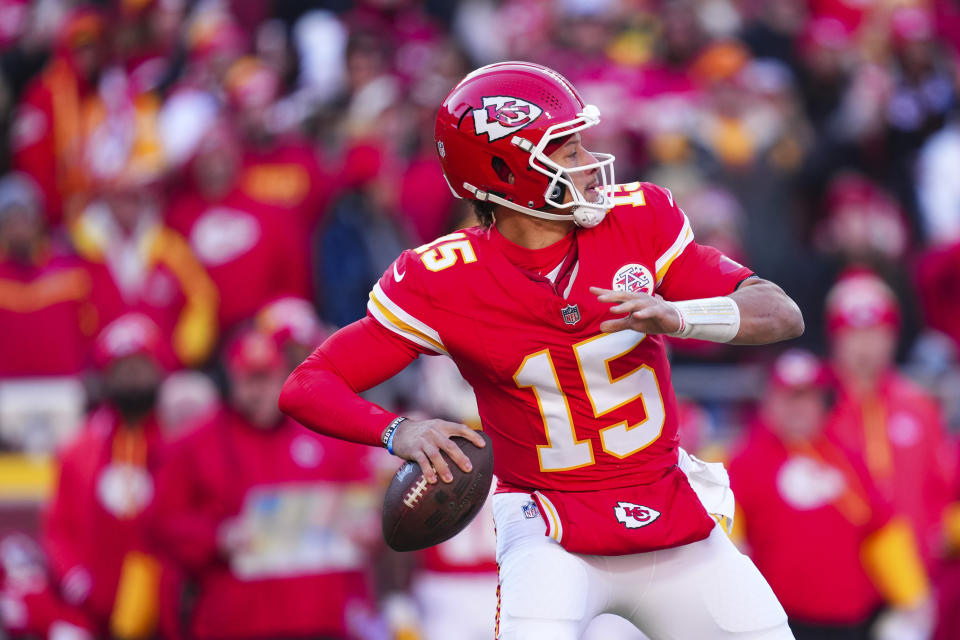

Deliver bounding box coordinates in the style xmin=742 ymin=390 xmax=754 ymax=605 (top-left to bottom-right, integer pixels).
xmin=491 ymin=156 xmax=514 ymax=185
xmin=549 ymin=183 xmax=567 ymax=202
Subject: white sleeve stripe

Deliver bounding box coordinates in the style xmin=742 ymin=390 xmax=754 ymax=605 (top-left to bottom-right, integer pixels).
xmin=367 ymin=298 xmax=447 ymax=355
xmin=372 ymin=282 xmax=445 ymax=345
xmin=654 ymin=213 xmax=694 ymax=285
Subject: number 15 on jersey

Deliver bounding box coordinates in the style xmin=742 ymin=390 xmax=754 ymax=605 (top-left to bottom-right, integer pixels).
xmin=514 ymin=330 xmax=666 ymax=472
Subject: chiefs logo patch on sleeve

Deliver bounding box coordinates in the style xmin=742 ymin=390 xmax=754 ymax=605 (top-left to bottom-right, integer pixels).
xmin=472 ymin=96 xmax=543 ymax=142
xmin=613 ymin=263 xmax=654 ymax=295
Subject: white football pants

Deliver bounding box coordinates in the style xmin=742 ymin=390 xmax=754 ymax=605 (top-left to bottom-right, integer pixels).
xmin=493 ymin=492 xmax=795 ymax=640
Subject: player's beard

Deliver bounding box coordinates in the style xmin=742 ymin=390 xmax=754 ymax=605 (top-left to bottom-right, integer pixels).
xmin=108 ymin=386 xmax=158 ymax=424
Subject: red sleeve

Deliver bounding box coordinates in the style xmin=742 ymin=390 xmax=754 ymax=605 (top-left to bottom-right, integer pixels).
xmin=366 ymin=248 xmax=448 ymax=357
xmin=641 ymin=183 xmax=754 ymax=301
xmin=659 ymin=244 xmax=755 ymax=301
xmin=279 ymin=317 xmax=419 ymax=446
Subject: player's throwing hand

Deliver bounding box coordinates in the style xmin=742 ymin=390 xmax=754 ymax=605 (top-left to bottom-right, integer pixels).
xmin=389 ymin=419 xmax=486 ymax=484
xmin=591 ymin=286 xmax=683 ymax=335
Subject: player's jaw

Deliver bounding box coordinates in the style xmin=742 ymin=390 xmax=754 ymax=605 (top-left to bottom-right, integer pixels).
xmin=547 ymin=136 xmax=602 ymax=206
xmin=564 ymin=171 xmax=600 ymax=205
xmin=581 ymin=176 xmax=601 ymax=203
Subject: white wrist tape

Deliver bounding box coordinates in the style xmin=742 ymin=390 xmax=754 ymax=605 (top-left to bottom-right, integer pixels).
xmin=667 ymin=297 xmax=741 ymax=343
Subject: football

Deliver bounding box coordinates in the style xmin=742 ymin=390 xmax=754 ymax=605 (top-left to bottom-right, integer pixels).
xmin=382 ymin=431 xmax=494 ymax=552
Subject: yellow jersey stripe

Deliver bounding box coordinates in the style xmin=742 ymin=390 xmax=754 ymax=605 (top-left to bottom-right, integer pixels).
xmin=655 ymin=226 xmax=694 ymax=285
xmin=368 ymin=293 xmax=447 ymax=354
xmin=371 ymin=282 xmax=445 ymax=344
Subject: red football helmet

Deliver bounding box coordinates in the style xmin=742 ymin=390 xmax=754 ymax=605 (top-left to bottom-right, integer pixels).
xmin=435 ymin=61 xmax=615 ymax=228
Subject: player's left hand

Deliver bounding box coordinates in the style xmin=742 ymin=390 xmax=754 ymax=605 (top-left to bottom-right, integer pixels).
xmin=591 ymin=287 xmax=682 ymax=335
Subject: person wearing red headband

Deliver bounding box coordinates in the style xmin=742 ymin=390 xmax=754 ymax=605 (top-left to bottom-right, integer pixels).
xmin=44 ymin=313 xmax=176 ymax=638
xmin=825 ymin=270 xmax=954 ymax=567
xmin=151 ymin=327 xmax=382 ymax=640
xmin=731 ymin=349 xmax=933 ymax=640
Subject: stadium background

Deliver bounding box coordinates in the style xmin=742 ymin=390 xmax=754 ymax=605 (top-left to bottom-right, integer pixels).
xmin=0 ymin=0 xmax=958 ymax=638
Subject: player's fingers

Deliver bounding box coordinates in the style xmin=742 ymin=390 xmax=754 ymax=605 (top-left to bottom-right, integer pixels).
xmin=455 ymin=425 xmax=486 ymax=449
xmin=439 ymin=437 xmax=473 ymax=474
xmin=611 ymin=298 xmax=654 ymax=314
xmin=412 ymin=451 xmax=437 ymax=484
xmin=591 ymin=286 xmax=630 ymax=303
xmin=631 ymin=308 xmax=657 ymax=320
xmin=600 ymin=317 xmax=631 ymax=333
xmin=424 ymin=443 xmax=454 ymax=483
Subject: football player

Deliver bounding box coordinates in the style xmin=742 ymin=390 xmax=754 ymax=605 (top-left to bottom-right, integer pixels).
xmin=281 ymin=62 xmax=804 ymax=639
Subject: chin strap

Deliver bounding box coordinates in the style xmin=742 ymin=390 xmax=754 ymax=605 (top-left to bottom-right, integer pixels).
xmin=463 ymin=182 xmax=608 ymax=228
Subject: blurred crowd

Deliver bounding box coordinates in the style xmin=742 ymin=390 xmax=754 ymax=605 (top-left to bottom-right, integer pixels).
xmin=0 ymin=0 xmax=958 ymax=638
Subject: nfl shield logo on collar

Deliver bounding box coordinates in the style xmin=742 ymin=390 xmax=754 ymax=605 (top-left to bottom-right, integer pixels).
xmin=561 ymin=304 xmax=581 ymax=326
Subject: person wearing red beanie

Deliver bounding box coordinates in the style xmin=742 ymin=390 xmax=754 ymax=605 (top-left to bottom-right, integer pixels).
xmin=731 ymin=349 xmax=933 ymax=639
xmin=152 ymin=327 xmax=382 ymax=639
xmin=44 ymin=313 xmax=175 ymax=638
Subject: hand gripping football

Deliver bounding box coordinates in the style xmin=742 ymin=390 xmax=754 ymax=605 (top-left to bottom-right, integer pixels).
xmin=382 ymin=431 xmax=494 ymax=551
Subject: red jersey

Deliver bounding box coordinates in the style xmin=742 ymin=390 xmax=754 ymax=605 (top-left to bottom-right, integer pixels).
xmin=152 ymin=411 xmax=380 ymax=639
xmin=368 ymin=182 xmax=751 ymax=492
xmin=44 ymin=408 xmax=167 ymax=632
xmin=730 ymin=425 xmax=892 ymax=624
xmin=0 ymin=252 xmax=120 ymax=377
xmin=827 ymin=371 xmax=956 ymax=565
xmin=238 ymin=140 xmax=330 ymax=232
xmin=167 ymin=189 xmax=310 ymax=331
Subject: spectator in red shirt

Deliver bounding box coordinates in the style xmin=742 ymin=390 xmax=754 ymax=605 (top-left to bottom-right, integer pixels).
xmin=71 ymin=167 xmax=219 ymax=368
xmin=166 ymin=122 xmax=310 ymax=333
xmin=824 ymin=270 xmax=956 ymax=568
xmin=10 ymin=7 xmax=106 ymax=224
xmin=225 ymin=56 xmax=332 ymax=234
xmin=43 ymin=313 xmax=176 ymax=639
xmin=152 ymin=327 xmax=381 ymax=640
xmin=0 ymin=172 xmax=121 ymax=378
xmin=730 ymin=349 xmax=932 ymax=640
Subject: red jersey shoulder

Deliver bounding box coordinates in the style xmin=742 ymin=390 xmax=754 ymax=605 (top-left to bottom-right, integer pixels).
xmin=607 ymin=180 xmax=687 ymax=235
xmin=603 ymin=182 xmax=693 ymax=282
xmin=368 ymin=229 xmax=485 ymax=356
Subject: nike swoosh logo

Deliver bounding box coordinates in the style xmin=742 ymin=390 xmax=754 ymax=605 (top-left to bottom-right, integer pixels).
xmin=393 ymin=263 xmax=406 ymax=282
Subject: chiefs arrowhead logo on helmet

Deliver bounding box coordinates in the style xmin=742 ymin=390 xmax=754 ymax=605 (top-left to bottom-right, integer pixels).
xmin=472 ymin=96 xmax=543 ymax=142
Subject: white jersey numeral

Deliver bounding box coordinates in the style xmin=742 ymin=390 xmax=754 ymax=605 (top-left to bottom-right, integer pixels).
xmin=514 ymin=349 xmax=595 ymax=471
xmin=414 ymin=232 xmax=478 ymax=272
xmin=514 ymin=331 xmax=666 ymax=472
xmin=607 ymin=181 xmax=646 ymax=207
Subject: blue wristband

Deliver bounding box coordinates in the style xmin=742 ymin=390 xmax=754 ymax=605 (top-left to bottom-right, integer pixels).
xmin=382 ymin=417 xmax=406 ymax=455
xmin=386 ymin=427 xmax=399 ymax=455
